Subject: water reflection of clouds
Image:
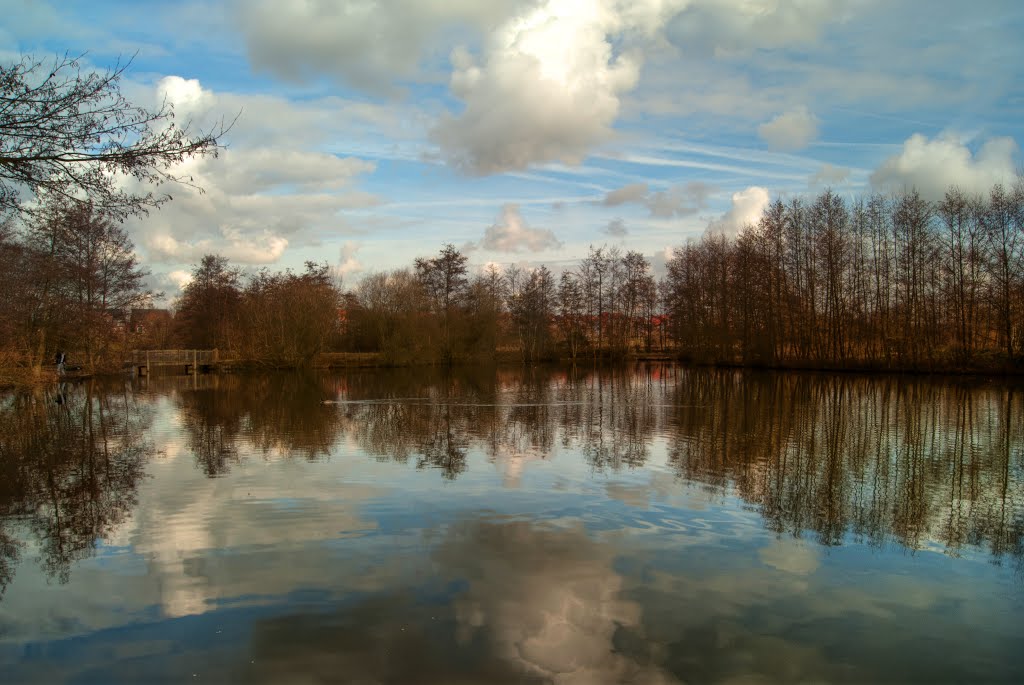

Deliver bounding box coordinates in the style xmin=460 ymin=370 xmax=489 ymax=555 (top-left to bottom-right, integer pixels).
xmin=3 ymin=368 xmax=1023 ymax=683
xmin=435 ymin=519 xmax=679 ymax=684
xmin=0 ymin=439 xmax=395 ymax=642
xmin=487 ymin=442 xmax=550 ymax=488
xmin=119 ymin=440 xmax=390 ymax=618
xmin=628 ymin=540 xmax=1023 ymax=683
xmin=758 ymin=537 xmax=820 ymax=576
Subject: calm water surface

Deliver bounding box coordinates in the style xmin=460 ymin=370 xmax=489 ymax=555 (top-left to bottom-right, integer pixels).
xmin=0 ymin=365 xmax=1021 ymax=684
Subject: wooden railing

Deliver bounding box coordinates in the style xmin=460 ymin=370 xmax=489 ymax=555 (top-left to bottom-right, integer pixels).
xmin=127 ymin=349 xmax=218 ymax=375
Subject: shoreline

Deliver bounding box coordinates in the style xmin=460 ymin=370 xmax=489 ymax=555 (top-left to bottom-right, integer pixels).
xmin=3 ymin=350 xmax=1022 ymax=391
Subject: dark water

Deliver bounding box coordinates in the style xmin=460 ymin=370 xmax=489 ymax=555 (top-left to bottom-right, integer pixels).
xmin=0 ymin=365 xmax=1021 ymax=684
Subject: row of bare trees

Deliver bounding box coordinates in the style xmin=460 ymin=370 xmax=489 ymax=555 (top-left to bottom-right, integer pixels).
xmin=348 ymin=178 xmax=1022 ymax=372
xmin=0 ymin=200 xmax=152 ymax=375
xmin=0 ymin=214 xmax=342 ymax=374
xmin=664 ymin=183 xmax=1024 ymax=369
xmin=345 ymin=244 xmax=659 ymax=364
xmin=4 ymin=183 xmax=1019 ymax=374
xmin=337 ymin=177 xmax=1024 ymax=371
xmin=174 ymin=256 xmax=343 ymax=366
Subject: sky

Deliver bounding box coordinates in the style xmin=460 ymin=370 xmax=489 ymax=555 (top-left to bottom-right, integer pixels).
xmin=2 ymin=0 xmax=1023 ymax=299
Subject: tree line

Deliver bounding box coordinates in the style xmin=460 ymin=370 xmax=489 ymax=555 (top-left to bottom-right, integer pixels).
xmin=344 ymin=179 xmax=1023 ymax=372
xmin=665 ymin=183 xmax=1024 ymax=370
xmin=3 ymin=54 xmax=1022 ymax=375
xmin=1 ymin=180 xmax=1022 ymax=374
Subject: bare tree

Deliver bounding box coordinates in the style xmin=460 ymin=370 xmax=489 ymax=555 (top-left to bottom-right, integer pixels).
xmin=349 ymin=269 xmax=434 ymax=364
xmin=415 ymin=244 xmax=468 ymax=364
xmin=983 ymin=182 xmax=1023 ymax=360
xmin=508 ymin=266 xmax=555 ymax=362
xmin=174 ymin=255 xmax=241 ymax=350
xmin=237 ymin=262 xmax=342 ymax=366
xmin=1 ymin=53 xmax=229 ymax=219
xmin=557 ymin=271 xmax=587 ymax=360
xmin=939 ymin=187 xmax=985 ymax=361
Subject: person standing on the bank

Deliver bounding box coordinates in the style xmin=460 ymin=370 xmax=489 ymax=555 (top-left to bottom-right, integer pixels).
xmin=55 ymin=350 xmax=66 ymax=376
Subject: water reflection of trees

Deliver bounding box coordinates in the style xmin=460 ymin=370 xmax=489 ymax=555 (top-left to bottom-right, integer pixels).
xmin=170 ymin=366 xmax=1022 ymax=562
xmin=0 ymin=381 xmax=153 ymax=596
xmin=341 ymin=365 xmax=1022 ymax=562
xmin=341 ymin=365 xmax=669 ymax=478
xmin=173 ymin=373 xmax=351 ymax=474
xmin=665 ymin=371 xmax=1023 ymax=562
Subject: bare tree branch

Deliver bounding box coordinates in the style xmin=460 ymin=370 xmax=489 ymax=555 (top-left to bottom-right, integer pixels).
xmin=0 ymin=53 xmax=232 ymax=220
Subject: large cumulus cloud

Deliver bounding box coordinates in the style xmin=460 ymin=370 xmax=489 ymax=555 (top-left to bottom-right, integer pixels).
xmin=705 ymin=186 xmax=770 ymax=238
xmin=870 ymin=133 xmax=1018 ymax=200
xmin=431 ymin=1 xmax=646 ymax=174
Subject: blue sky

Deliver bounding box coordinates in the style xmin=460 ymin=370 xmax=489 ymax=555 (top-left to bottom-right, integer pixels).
xmin=3 ymin=0 xmax=1023 ymax=296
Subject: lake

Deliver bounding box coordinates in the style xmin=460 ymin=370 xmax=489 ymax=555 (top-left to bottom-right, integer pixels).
xmin=0 ymin=365 xmax=1021 ymax=684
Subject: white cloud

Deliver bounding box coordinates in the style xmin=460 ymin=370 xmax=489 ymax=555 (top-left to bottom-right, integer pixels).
xmin=870 ymin=133 xmax=1019 ymax=201
xmin=156 ymin=75 xmax=213 ymax=117
xmin=214 ymin=149 xmax=376 ymax=194
xmin=148 ymin=228 xmax=289 ymax=265
xmin=601 ymin=180 xmax=711 ymax=218
xmin=479 ymin=204 xmax=562 ymax=253
xmin=233 ymin=0 xmax=527 ymax=93
xmin=602 ymin=182 xmax=649 ymax=206
xmin=167 ymin=270 xmax=193 ymax=291
xmin=758 ymin=106 xmax=819 ymax=151
xmin=705 ymin=186 xmax=770 ymax=238
xmin=118 ymin=76 xmax=380 ymax=270
xmin=603 ymin=218 xmax=628 ymax=237
xmin=477 ymin=260 xmax=505 ymax=276
xmin=665 ymin=0 xmax=844 ymax=56
xmin=809 ymin=163 xmax=850 ymax=187
xmin=432 ymin=0 xmax=654 ymax=174
xmin=335 ymin=242 xmax=363 ymax=279
xmin=645 ymin=181 xmax=712 ymax=218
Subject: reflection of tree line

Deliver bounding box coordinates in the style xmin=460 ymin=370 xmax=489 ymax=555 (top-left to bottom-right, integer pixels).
xmin=666 ymin=371 xmax=1023 ymax=561
xmin=336 ymin=367 xmax=1023 ymax=561
xmin=173 ymin=368 xmax=1022 ymax=562
xmin=172 ymin=373 xmax=352 ymax=474
xmin=335 ymin=366 xmax=668 ymax=479
xmin=0 ymin=381 xmax=153 ymax=597
xmin=5 ymin=367 xmax=1016 ymax=600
